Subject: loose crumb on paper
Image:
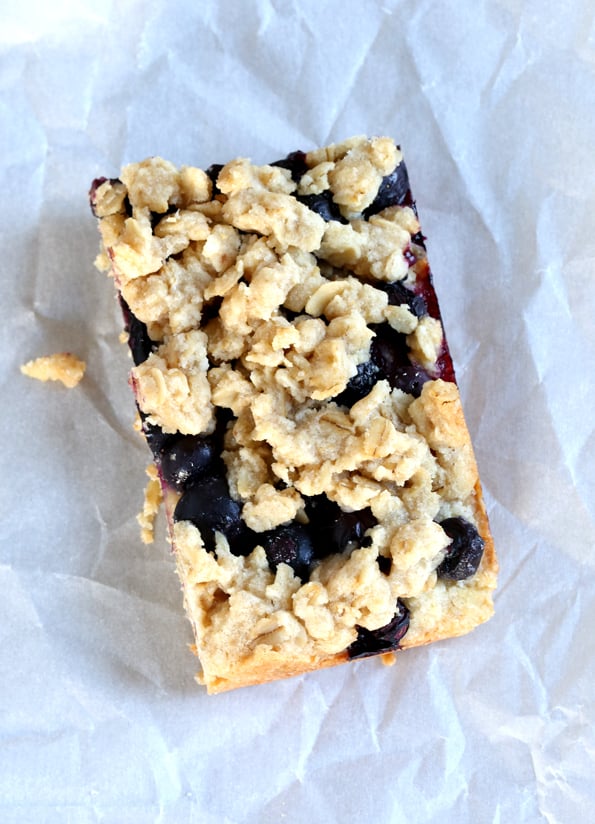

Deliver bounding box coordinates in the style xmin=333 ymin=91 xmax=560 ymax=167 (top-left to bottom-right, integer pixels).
xmin=20 ymin=353 xmax=86 ymax=388
xmin=138 ymin=463 xmax=163 ymax=544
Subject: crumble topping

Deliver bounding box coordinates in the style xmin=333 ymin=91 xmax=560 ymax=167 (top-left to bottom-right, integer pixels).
xmin=92 ymin=136 xmax=496 ymax=690
xmin=131 ymin=331 xmax=214 ymax=435
xmin=222 ymin=189 xmax=326 ymax=252
xmin=327 ymin=136 xmax=401 ymax=214
xmin=217 ymin=158 xmax=296 ymax=196
xmin=21 ymin=353 xmax=86 ymax=388
xmin=407 ymin=316 xmax=444 ymax=367
xmin=318 ymin=210 xmax=416 ymax=281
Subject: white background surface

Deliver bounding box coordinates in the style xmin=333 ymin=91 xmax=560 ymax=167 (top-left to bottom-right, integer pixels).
xmin=1 ymin=1 xmax=594 ymax=822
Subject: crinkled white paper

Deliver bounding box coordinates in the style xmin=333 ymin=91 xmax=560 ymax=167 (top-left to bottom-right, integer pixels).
xmin=2 ymin=1 xmax=595 ymax=821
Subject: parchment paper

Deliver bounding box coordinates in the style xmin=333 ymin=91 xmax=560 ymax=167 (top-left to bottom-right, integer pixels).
xmin=2 ymin=1 xmax=594 ymax=821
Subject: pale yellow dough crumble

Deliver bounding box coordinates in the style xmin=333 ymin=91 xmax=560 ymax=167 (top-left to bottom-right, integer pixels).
xmin=21 ymin=353 xmax=86 ymax=388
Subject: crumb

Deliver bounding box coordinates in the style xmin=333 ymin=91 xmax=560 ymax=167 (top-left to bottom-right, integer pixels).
xmin=137 ymin=463 xmax=163 ymax=544
xmin=380 ymin=652 xmax=397 ymax=667
xmin=20 ymin=353 xmax=86 ymax=388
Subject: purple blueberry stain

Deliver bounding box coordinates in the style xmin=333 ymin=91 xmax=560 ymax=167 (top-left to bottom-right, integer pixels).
xmin=404 ymin=249 xmax=416 ymax=267
xmin=89 ymin=176 xmax=109 ymax=215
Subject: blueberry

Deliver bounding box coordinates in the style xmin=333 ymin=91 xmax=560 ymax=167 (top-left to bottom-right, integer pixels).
xmin=370 ymin=325 xmax=410 ymax=375
xmin=271 ymin=150 xmax=309 ymax=182
xmin=333 ymin=360 xmax=381 ymax=407
xmin=380 ymin=280 xmax=428 ymax=318
xmin=159 ymin=435 xmax=217 ymax=490
xmin=436 ymin=517 xmax=485 ymax=580
xmin=297 ymin=191 xmax=346 ymax=223
xmin=261 ymin=523 xmax=315 ymax=580
xmin=347 ymin=599 xmax=410 ymax=659
xmin=362 ymin=161 xmax=411 ymax=218
xmin=331 ymin=508 xmax=377 ymax=551
xmin=389 ymin=364 xmax=431 ymax=397
xmin=370 ymin=325 xmax=431 ymax=398
xmin=305 ymin=496 xmax=377 ymax=557
xmin=174 ymin=476 xmax=249 ymax=554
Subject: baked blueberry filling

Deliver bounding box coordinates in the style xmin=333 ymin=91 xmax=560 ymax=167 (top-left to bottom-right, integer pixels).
xmin=436 ymin=517 xmax=485 ymax=580
xmin=139 ymin=417 xmax=172 ymax=455
xmin=261 ymin=523 xmax=315 ymax=580
xmin=370 ymin=324 xmax=431 ymax=398
xmin=271 ymin=150 xmax=309 ymax=182
xmin=297 ymin=191 xmax=347 ymax=223
xmin=347 ymin=599 xmax=410 ymax=659
xmin=362 ymin=160 xmax=411 ymax=218
xmin=333 ymin=360 xmax=382 ymax=407
xmin=119 ymin=298 xmax=155 ymax=366
xmin=174 ymin=476 xmax=254 ymax=555
xmin=159 ymin=434 xmax=219 ymax=491
xmin=378 ymin=279 xmax=428 ymax=318
xmin=305 ymin=495 xmax=377 ymax=557
xmin=333 ymin=322 xmax=433 ymax=408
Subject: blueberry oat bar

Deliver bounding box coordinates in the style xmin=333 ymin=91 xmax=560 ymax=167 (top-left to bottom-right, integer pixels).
xmin=90 ymin=136 xmax=497 ymax=693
